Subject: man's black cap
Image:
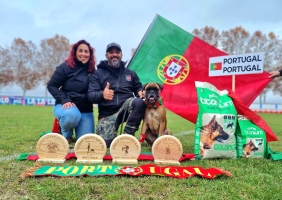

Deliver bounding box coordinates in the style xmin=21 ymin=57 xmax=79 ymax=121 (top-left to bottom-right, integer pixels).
xmin=106 ymin=42 xmax=122 ymax=52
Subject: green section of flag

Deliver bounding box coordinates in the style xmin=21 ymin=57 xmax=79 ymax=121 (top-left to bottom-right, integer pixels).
xmin=210 ymin=63 xmax=216 ymax=70
xmin=17 ymin=152 xmax=29 ymax=161
xmin=128 ymin=15 xmax=194 ymax=84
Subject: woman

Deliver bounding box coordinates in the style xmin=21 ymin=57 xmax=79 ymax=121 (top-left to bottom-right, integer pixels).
xmin=47 ymin=39 xmax=95 ymax=143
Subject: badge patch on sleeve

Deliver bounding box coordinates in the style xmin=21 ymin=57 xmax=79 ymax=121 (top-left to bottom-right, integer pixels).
xmin=125 ymin=75 xmax=132 ymax=81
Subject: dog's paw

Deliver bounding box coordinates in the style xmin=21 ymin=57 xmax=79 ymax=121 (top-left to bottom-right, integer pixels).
xmin=164 ymin=129 xmax=172 ymax=135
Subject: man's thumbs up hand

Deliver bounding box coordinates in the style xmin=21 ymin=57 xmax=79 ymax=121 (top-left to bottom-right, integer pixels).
xmin=103 ymin=82 xmax=114 ymax=100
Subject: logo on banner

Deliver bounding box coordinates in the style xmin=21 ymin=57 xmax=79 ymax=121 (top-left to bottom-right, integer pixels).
xmin=210 ymin=62 xmax=222 ymax=71
xmin=158 ymin=55 xmax=189 ymax=85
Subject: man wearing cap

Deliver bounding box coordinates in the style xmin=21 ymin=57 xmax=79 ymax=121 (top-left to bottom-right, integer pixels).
xmin=88 ymin=42 xmax=145 ymax=147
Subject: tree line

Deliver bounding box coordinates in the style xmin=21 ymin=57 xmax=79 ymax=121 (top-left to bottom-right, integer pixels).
xmin=0 ymin=27 xmax=282 ymax=101
xmin=0 ymin=34 xmax=70 ymax=97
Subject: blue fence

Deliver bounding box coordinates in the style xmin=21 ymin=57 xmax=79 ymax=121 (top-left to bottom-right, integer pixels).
xmin=0 ymin=96 xmax=55 ymax=106
xmin=249 ymin=103 xmax=282 ymax=110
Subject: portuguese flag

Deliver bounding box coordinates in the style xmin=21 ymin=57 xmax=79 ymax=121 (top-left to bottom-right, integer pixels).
xmin=128 ymin=15 xmax=271 ymax=123
xmin=210 ymin=62 xmax=222 ymax=70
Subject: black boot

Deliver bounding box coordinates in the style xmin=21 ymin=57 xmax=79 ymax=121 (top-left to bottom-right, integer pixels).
xmin=124 ymin=125 xmax=138 ymax=136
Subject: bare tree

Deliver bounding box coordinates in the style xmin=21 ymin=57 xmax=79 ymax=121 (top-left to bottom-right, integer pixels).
xmin=220 ymin=26 xmax=250 ymax=55
xmin=270 ymin=37 xmax=282 ymax=97
xmin=10 ymin=38 xmax=41 ymax=96
xmin=40 ymin=34 xmax=70 ymax=97
xmin=247 ymin=31 xmax=281 ymax=102
xmin=0 ymin=46 xmax=14 ymax=94
xmin=192 ymin=26 xmax=220 ymax=48
xmin=131 ymin=48 xmax=136 ymax=57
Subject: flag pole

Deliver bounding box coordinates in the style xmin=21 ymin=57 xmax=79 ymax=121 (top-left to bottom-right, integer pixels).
xmin=232 ymin=75 xmax=235 ymax=91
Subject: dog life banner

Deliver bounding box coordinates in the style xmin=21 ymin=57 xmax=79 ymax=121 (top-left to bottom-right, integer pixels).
xmin=20 ymin=163 xmax=232 ymax=179
xmin=127 ymin=15 xmax=271 ymax=123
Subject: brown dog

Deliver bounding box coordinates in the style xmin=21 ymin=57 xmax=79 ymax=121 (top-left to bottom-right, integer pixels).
xmin=200 ymin=115 xmax=230 ymax=156
xmin=243 ymin=140 xmax=258 ymax=157
xmin=140 ymin=83 xmax=172 ymax=146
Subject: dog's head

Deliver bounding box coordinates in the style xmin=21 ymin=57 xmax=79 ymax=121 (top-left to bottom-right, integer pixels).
xmin=243 ymin=140 xmax=259 ymax=155
xmin=142 ymin=83 xmax=163 ymax=103
xmin=202 ymin=115 xmax=230 ymax=143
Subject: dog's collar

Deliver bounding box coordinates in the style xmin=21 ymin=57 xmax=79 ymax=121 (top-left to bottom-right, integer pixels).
xmin=144 ymin=98 xmax=163 ymax=109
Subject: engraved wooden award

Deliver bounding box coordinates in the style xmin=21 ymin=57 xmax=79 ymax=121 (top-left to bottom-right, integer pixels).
xmin=152 ymin=135 xmax=183 ymax=165
xmin=110 ymin=134 xmax=141 ymax=164
xmin=74 ymin=134 xmax=107 ymax=163
xmin=36 ymin=133 xmax=69 ymax=163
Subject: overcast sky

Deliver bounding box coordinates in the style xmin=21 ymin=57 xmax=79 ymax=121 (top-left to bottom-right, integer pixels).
xmin=1 ymin=0 xmax=282 ymax=101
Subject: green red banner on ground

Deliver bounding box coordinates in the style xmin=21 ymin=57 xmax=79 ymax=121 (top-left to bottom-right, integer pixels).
xmin=20 ymin=163 xmax=232 ymax=179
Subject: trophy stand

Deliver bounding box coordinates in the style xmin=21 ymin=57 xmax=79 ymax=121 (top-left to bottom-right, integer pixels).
xmin=36 ymin=133 xmax=69 ymax=163
xmin=74 ymin=134 xmax=107 ymax=163
xmin=152 ymin=135 xmax=183 ymax=165
xmin=110 ymin=134 xmax=141 ymax=164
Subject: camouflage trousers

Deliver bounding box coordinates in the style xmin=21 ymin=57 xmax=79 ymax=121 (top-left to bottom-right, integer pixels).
xmin=96 ymin=97 xmax=137 ymax=147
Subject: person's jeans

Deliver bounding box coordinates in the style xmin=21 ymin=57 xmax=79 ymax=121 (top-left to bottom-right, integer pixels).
xmin=54 ymin=104 xmax=94 ymax=140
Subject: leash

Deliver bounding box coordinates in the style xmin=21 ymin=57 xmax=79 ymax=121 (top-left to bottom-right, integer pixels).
xmin=119 ymin=98 xmax=134 ymax=135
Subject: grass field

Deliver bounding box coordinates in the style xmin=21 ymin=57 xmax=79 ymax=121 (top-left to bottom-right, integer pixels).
xmin=1 ymin=105 xmax=282 ymax=200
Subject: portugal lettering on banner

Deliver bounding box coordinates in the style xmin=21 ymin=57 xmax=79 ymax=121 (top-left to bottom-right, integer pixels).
xmin=209 ymin=52 xmax=264 ymax=76
xmin=21 ymin=164 xmax=232 ymax=179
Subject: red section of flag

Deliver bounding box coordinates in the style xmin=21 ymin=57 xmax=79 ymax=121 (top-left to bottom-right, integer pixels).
xmin=162 ymin=37 xmax=271 ymax=123
xmin=228 ymin=90 xmax=278 ymax=142
xmin=214 ymin=62 xmax=222 ymax=70
xmin=25 ymin=153 xmax=195 ymax=161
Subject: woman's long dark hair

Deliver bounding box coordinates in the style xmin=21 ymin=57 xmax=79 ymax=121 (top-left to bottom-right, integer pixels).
xmin=65 ymin=39 xmax=96 ymax=73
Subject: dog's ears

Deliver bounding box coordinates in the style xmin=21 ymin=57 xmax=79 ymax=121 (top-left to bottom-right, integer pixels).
xmin=142 ymin=83 xmax=148 ymax=91
xmin=157 ymin=83 xmax=163 ymax=91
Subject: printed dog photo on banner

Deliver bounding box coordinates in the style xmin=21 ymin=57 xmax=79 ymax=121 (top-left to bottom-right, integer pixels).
xmin=198 ymin=113 xmax=236 ymax=158
xmin=236 ymin=115 xmax=267 ymax=158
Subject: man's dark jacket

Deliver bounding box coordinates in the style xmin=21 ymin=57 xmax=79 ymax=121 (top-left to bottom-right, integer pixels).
xmin=88 ymin=61 xmax=142 ymax=119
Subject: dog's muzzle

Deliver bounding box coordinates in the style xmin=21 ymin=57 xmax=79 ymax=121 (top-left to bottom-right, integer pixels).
xmin=146 ymin=90 xmax=158 ymax=103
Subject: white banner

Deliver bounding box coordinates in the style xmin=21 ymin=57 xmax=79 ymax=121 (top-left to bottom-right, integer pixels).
xmin=209 ymin=52 xmax=264 ymax=76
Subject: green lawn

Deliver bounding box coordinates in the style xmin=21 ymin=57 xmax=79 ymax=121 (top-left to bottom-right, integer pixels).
xmin=0 ymin=105 xmax=282 ymax=200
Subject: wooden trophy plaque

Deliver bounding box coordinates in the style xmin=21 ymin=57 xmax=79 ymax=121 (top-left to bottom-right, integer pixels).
xmin=36 ymin=133 xmax=69 ymax=163
xmin=152 ymin=135 xmax=183 ymax=165
xmin=74 ymin=134 xmax=107 ymax=163
xmin=110 ymin=134 xmax=141 ymax=164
